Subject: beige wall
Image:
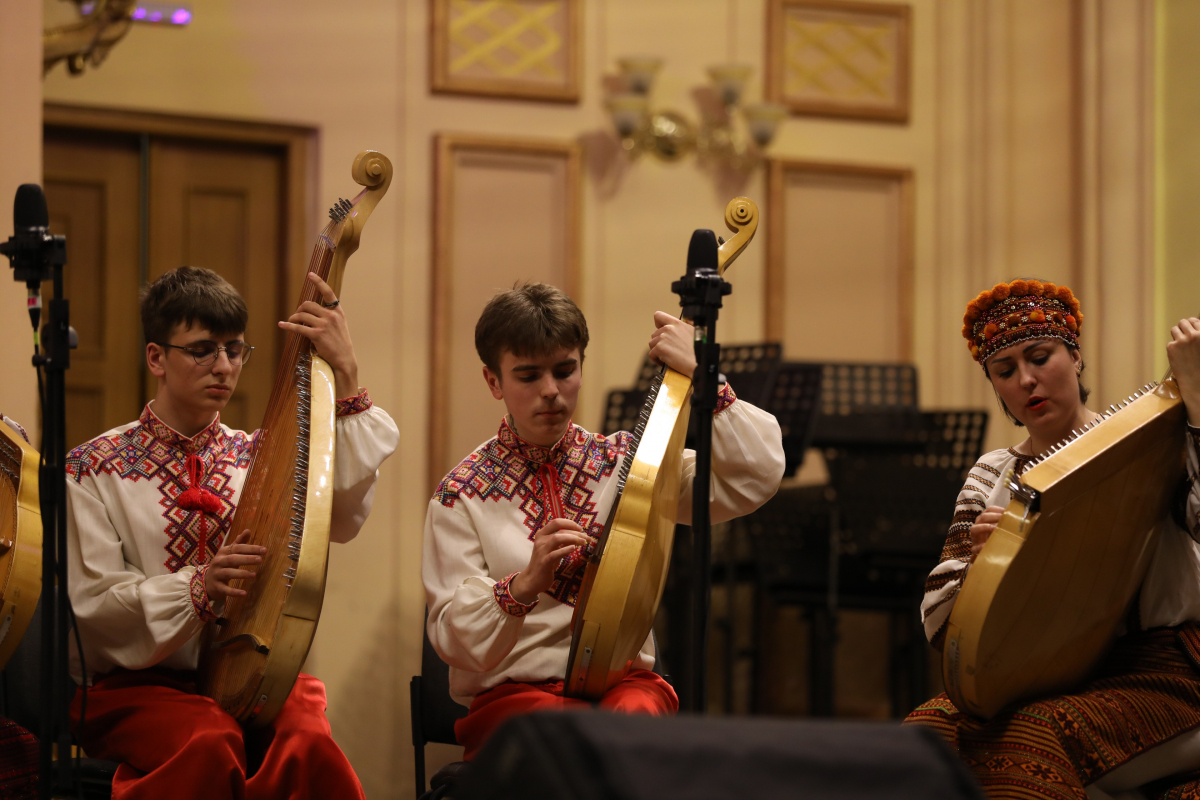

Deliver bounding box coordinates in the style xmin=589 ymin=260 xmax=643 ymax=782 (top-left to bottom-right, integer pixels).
xmin=8 ymin=0 xmax=1160 ymax=796
xmin=0 ymin=1 xmax=43 ymax=431
xmin=1158 ymin=0 xmax=1200 ymax=372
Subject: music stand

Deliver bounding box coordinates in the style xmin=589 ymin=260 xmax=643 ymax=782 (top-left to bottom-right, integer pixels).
xmin=810 ymin=362 xmax=920 ymax=447
xmin=821 ymin=408 xmax=989 ymax=716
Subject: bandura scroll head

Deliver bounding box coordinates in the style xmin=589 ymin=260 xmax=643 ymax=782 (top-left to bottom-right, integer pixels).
xmin=716 ymin=196 xmax=759 ymax=275
xmin=351 ymin=150 xmax=392 ymax=191
xmin=323 ymin=150 xmax=393 ymax=294
xmin=342 ymin=150 xmax=394 ymax=239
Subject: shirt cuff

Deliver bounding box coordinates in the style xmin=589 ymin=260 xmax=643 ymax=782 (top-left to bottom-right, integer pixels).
xmin=715 ymin=382 xmax=737 ymax=414
xmin=336 ymin=389 xmax=373 ymax=417
xmin=494 ymin=572 xmax=538 ymax=617
xmin=189 ymin=565 xmax=219 ymax=622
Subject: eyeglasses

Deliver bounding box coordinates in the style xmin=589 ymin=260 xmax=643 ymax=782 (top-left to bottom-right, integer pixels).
xmin=158 ymin=341 xmax=254 ymax=366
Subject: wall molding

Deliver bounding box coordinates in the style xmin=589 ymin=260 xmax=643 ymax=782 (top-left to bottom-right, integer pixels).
xmin=766 ymin=157 xmax=915 ymax=360
xmin=429 ymin=132 xmax=582 ymax=488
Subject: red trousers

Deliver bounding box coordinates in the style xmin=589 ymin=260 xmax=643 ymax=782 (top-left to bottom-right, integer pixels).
xmin=455 ymin=669 xmax=678 ymax=760
xmin=69 ymin=669 xmax=363 ymax=800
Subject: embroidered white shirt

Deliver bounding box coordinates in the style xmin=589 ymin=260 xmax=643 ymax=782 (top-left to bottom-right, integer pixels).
xmin=66 ymin=392 xmax=399 ymax=682
xmin=921 ymin=433 xmax=1200 ymax=648
xmin=422 ymin=384 xmax=786 ymax=705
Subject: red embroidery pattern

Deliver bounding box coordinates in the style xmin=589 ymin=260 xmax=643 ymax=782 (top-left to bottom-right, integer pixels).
xmin=715 ymin=382 xmax=737 ymax=414
xmin=493 ymin=572 xmax=538 ymax=617
xmin=336 ymin=390 xmax=373 ymax=417
xmin=189 ymin=565 xmax=218 ymax=621
xmin=435 ymin=420 xmax=631 ymax=606
xmin=67 ymin=406 xmax=256 ymax=573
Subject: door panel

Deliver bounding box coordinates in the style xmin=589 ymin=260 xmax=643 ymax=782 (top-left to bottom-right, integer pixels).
xmin=43 ymin=133 xmax=143 ymax=450
xmin=148 ymin=141 xmax=285 ymax=435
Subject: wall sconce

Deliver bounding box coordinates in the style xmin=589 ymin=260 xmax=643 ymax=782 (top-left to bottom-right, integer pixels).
xmin=606 ymin=57 xmax=787 ymax=171
xmin=44 ymin=0 xmax=193 ymax=77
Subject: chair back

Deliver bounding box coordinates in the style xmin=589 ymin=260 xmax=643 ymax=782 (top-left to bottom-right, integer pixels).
xmin=415 ymin=620 xmax=468 ymax=746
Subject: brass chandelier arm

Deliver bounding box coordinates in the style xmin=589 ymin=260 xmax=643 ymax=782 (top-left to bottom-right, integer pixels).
xmin=44 ymin=0 xmax=138 ymax=77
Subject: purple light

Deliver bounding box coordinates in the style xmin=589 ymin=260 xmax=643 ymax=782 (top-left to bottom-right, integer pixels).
xmin=80 ymin=2 xmax=96 ymax=14
xmin=131 ymin=7 xmax=147 ymax=18
xmin=148 ymin=10 xmax=162 ymax=21
xmin=170 ymin=8 xmax=191 ymax=24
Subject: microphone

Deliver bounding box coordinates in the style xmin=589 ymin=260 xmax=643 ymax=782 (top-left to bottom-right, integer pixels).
xmin=0 ymin=183 xmax=66 ymax=336
xmin=14 ymin=184 xmax=49 ymax=230
xmin=685 ymin=229 xmax=719 ymax=276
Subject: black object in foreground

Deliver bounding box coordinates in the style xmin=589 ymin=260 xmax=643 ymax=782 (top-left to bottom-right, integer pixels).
xmin=455 ymin=712 xmax=985 ymax=800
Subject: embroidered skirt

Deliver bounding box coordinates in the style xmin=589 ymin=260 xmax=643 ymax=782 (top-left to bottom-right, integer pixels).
xmin=906 ymin=625 xmax=1200 ymax=799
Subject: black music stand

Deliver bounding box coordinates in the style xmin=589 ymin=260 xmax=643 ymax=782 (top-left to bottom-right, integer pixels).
xmin=810 ymin=362 xmax=920 ymax=445
xmin=603 ymin=343 xmax=784 ymax=436
xmin=814 ymin=408 xmax=987 ymax=717
xmin=708 ymin=359 xmax=822 ymax=712
xmin=724 ymin=485 xmax=837 ymax=715
xmin=718 ymin=361 xmax=916 ymax=715
xmin=765 ymin=362 xmax=824 ymax=477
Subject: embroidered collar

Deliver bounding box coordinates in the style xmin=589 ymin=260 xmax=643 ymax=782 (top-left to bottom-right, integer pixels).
xmin=496 ymin=417 xmax=578 ymax=466
xmin=140 ymin=404 xmax=225 ymax=454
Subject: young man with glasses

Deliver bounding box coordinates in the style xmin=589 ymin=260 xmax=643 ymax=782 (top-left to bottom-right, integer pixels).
xmin=64 ymin=266 xmax=398 ymax=799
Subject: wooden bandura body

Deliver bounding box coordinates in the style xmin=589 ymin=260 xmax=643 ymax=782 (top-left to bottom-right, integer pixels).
xmin=565 ymin=198 xmax=759 ymax=700
xmin=0 ymin=423 xmax=41 ymax=670
xmin=944 ymin=377 xmax=1186 ymax=719
xmin=200 ymin=151 xmax=392 ymax=727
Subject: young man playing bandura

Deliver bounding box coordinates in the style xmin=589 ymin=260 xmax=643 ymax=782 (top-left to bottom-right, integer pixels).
xmin=423 ymin=283 xmax=786 ymax=759
xmin=66 ymin=267 xmax=398 ymax=799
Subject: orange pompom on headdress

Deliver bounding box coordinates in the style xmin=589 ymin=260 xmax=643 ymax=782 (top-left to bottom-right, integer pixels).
xmin=963 ymin=279 xmax=1082 ymax=365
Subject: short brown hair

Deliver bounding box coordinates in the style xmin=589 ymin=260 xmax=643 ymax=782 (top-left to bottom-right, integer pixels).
xmin=140 ymin=266 xmax=248 ymax=345
xmin=474 ymin=283 xmax=588 ymax=373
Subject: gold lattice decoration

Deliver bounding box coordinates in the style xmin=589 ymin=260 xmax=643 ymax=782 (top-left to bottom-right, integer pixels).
xmin=783 ymin=12 xmax=897 ymax=102
xmin=448 ymin=0 xmax=565 ymax=82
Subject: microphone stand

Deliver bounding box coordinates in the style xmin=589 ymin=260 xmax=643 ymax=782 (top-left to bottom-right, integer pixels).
xmin=672 ymin=230 xmax=731 ymax=714
xmin=40 ymin=266 xmax=74 ymax=799
xmin=1 ymin=192 xmax=74 ymax=799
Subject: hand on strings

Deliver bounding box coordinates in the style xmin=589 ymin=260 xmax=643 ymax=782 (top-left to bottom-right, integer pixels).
xmin=1167 ymin=317 xmax=1200 ymax=426
xmin=969 ymin=506 xmax=1006 ymax=559
xmin=278 ymin=271 xmax=360 ymax=399
xmin=509 ymin=519 xmax=589 ymax=604
xmin=648 ymin=311 xmax=697 ymax=377
xmin=204 ymin=530 xmax=266 ymax=602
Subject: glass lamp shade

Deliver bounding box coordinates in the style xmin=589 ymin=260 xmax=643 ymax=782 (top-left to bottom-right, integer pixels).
xmin=617 ymin=56 xmax=664 ymax=96
xmin=706 ymin=63 xmax=754 ymax=107
xmin=607 ymin=94 xmax=650 ymax=138
xmin=742 ymin=102 xmax=788 ymax=147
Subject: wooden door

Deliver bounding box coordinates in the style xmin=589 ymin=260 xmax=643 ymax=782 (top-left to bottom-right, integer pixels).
xmin=148 ymin=141 xmax=285 ymax=435
xmin=43 ymin=132 xmax=143 ymax=450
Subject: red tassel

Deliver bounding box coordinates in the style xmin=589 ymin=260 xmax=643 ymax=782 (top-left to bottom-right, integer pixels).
xmin=178 ymin=454 xmax=223 ymax=565
xmin=177 ymin=454 xmax=223 ymax=514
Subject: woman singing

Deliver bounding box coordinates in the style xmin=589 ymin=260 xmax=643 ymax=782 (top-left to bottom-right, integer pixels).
xmin=907 ymin=279 xmax=1200 ymax=800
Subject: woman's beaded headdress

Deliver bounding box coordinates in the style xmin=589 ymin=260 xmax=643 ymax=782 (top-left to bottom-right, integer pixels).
xmin=963 ymin=279 xmax=1082 ymax=365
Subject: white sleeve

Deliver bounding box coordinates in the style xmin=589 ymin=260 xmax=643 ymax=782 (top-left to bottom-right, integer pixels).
xmin=66 ymin=474 xmax=212 ymax=672
xmin=1182 ymin=429 xmax=1200 ymax=541
xmin=676 ymin=385 xmax=786 ymax=525
xmin=329 ymin=392 xmax=399 ymax=544
xmin=920 ymin=466 xmax=996 ymax=648
xmin=421 ymin=498 xmax=528 ymax=673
